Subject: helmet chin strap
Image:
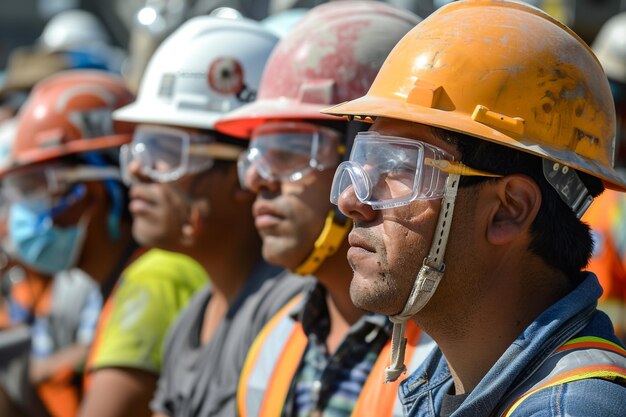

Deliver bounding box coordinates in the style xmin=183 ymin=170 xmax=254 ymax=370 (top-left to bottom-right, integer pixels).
xmin=294 ymin=208 xmax=352 ymax=276
xmin=385 ymin=173 xmax=461 ymax=382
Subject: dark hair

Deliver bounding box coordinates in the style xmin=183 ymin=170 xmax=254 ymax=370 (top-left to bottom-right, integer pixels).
xmin=433 ymin=127 xmax=604 ymax=277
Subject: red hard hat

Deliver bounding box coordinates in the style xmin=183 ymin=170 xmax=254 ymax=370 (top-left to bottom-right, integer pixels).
xmin=215 ymin=1 xmax=421 ymax=138
xmin=8 ymin=70 xmax=134 ymax=171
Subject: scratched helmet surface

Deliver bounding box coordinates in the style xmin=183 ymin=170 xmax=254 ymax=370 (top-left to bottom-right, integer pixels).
xmin=113 ymin=16 xmax=279 ymax=130
xmin=9 ymin=70 xmax=134 ymax=170
xmin=323 ymin=0 xmax=625 ymax=191
xmin=215 ymin=1 xmax=421 ymax=138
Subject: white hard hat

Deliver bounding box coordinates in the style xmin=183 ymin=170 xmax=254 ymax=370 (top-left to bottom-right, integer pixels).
xmin=113 ymin=16 xmax=279 ymax=130
xmin=593 ymin=12 xmax=626 ymax=84
xmin=39 ymin=9 xmax=111 ymax=51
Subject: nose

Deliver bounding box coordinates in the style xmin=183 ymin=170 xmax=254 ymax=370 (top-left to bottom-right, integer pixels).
xmin=244 ymin=164 xmax=280 ymax=194
xmin=124 ymin=152 xmax=152 ymax=184
xmin=336 ymin=184 xmax=377 ymax=223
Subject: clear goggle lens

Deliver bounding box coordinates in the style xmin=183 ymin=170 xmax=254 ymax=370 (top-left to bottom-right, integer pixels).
xmin=120 ymin=125 xmax=242 ymax=184
xmin=237 ymin=121 xmax=343 ymax=189
xmin=330 ymin=132 xmax=455 ymax=210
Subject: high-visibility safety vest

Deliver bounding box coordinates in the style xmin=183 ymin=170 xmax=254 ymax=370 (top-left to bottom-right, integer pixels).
xmin=583 ymin=189 xmax=626 ymax=340
xmin=500 ymin=336 xmax=626 ymax=416
xmin=237 ymin=294 xmax=436 ymax=417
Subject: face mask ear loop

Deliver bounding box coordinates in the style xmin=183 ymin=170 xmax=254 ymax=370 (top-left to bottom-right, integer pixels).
xmin=385 ymin=173 xmax=460 ymax=383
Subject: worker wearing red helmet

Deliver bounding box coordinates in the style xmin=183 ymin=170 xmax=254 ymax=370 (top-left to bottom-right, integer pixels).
xmin=215 ymin=3 xmax=433 ymax=416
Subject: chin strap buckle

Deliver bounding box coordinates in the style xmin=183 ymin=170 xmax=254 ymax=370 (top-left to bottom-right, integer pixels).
xmin=543 ymin=159 xmax=593 ymax=219
xmin=294 ymin=208 xmax=352 ymax=275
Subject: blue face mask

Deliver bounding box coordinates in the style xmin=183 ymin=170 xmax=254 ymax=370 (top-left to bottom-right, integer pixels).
xmin=7 ymin=200 xmax=87 ymax=276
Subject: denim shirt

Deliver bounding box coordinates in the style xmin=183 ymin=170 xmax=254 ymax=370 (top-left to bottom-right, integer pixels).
xmin=399 ymin=272 xmax=626 ymax=417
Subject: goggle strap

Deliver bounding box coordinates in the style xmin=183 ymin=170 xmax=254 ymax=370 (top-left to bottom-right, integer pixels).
xmin=188 ymin=143 xmax=242 ymax=161
xmin=386 ymin=173 xmax=461 ymax=382
xmin=424 ymin=158 xmax=502 ymax=178
xmin=57 ymin=166 xmax=122 ymax=183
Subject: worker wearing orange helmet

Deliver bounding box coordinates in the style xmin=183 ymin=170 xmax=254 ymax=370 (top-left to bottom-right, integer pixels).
xmin=0 ymin=70 xmax=137 ymax=417
xmin=0 ymin=70 xmax=206 ymax=417
xmin=323 ymin=0 xmax=626 ymax=415
xmin=215 ymin=3 xmax=435 ymax=417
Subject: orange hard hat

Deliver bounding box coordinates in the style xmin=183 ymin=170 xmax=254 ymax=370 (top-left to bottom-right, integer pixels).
xmin=7 ymin=70 xmax=134 ymax=172
xmin=323 ymin=0 xmax=626 ymax=191
xmin=215 ymin=1 xmax=421 ymax=138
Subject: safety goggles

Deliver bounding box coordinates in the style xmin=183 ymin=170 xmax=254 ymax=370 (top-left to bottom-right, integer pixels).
xmin=330 ymin=132 xmax=500 ymax=210
xmin=2 ymin=163 xmax=121 ymax=205
xmin=237 ymin=121 xmax=344 ymax=189
xmin=119 ymin=125 xmax=243 ymax=184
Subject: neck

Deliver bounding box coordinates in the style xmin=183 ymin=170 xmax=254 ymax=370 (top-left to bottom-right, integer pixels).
xmin=315 ymin=240 xmax=365 ymax=353
xmin=416 ymin=254 xmax=572 ymax=394
xmin=196 ymin=225 xmax=262 ymax=345
xmin=192 ymin=228 xmax=262 ymax=304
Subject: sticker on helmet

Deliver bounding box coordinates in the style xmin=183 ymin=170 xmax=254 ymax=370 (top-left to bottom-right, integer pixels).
xmin=208 ymin=57 xmax=245 ymax=96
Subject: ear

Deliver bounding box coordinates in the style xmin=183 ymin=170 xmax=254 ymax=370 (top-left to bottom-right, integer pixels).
xmin=222 ymin=163 xmax=254 ymax=204
xmin=181 ymin=200 xmax=210 ymax=246
xmin=486 ymin=175 xmax=541 ymax=246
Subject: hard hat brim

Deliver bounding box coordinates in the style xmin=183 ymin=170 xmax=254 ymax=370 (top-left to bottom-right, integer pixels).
xmin=215 ymin=98 xmax=343 ymax=139
xmin=4 ymin=134 xmax=131 ymax=176
xmin=323 ymin=96 xmax=626 ymax=192
xmin=113 ymin=103 xmax=222 ymax=131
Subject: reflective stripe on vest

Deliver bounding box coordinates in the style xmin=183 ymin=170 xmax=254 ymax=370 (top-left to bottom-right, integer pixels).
xmin=237 ymin=294 xmax=435 ymax=417
xmin=500 ymin=336 xmax=626 ymax=417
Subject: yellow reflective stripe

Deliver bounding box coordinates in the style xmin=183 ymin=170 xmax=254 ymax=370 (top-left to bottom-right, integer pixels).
xmin=503 ymin=367 xmax=626 ymax=417
xmin=501 ymin=336 xmax=626 ymax=417
xmin=560 ymin=336 xmax=626 ymax=354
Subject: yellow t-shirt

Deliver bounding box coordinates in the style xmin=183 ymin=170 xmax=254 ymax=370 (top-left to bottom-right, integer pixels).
xmin=90 ymin=249 xmax=208 ymax=373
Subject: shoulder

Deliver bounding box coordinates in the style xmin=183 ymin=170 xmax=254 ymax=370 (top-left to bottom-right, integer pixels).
xmin=246 ymin=271 xmax=313 ymax=320
xmin=113 ymin=250 xmax=207 ymax=306
xmin=122 ymin=249 xmax=208 ymax=287
xmin=509 ymin=379 xmax=626 ymax=417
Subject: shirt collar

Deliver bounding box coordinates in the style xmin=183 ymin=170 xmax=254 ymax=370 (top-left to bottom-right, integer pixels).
xmin=288 ymin=282 xmax=392 ymax=339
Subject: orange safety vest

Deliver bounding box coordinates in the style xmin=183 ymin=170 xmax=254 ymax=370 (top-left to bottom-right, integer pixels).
xmin=499 ymin=336 xmax=626 ymax=417
xmin=82 ymin=246 xmax=145 ymax=392
xmin=10 ymin=272 xmax=80 ymax=417
xmin=583 ymin=189 xmax=626 ymax=339
xmin=82 ymin=288 xmax=115 ymax=392
xmin=237 ymin=294 xmax=436 ymax=417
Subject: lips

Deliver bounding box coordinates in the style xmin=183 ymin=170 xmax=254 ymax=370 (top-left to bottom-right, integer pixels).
xmin=129 ymin=186 xmax=158 ymax=215
xmin=252 ymin=201 xmax=286 ymax=230
xmin=348 ymin=231 xmax=376 ymax=253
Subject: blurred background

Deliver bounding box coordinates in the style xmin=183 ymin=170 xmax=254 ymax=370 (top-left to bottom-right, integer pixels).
xmin=2 ymin=0 xmax=625 ymax=80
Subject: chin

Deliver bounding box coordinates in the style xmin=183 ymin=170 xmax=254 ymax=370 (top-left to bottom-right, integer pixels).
xmin=132 ymin=224 xmax=168 ymax=249
xmin=261 ymin=237 xmax=304 ymax=269
xmin=349 ymin=272 xmax=404 ymax=316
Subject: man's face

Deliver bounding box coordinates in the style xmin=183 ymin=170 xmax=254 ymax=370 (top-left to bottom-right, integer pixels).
xmin=125 ymin=125 xmax=224 ymax=250
xmin=336 ymin=118 xmax=471 ymax=316
xmin=128 ymin=172 xmax=206 ymax=249
xmin=250 ymin=165 xmax=336 ymax=270
xmin=242 ymin=121 xmax=341 ymax=270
